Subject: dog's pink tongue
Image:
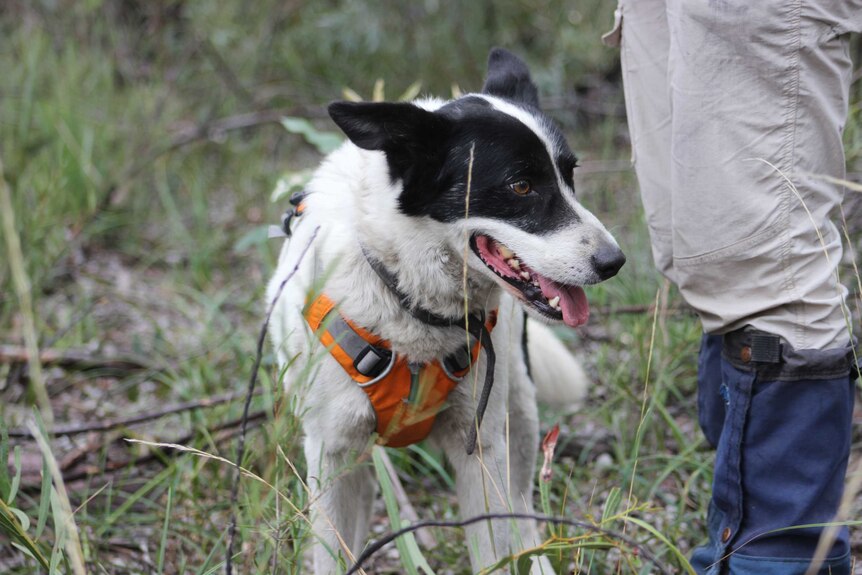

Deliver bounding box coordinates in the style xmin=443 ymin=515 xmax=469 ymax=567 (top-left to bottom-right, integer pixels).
xmin=537 ymin=276 xmax=590 ymax=328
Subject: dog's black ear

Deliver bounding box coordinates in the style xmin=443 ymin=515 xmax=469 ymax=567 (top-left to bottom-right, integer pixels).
xmin=328 ymin=101 xmax=448 ymax=152
xmin=481 ymin=48 xmax=540 ymax=109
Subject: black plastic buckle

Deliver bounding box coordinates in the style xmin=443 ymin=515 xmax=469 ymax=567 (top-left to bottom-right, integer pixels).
xmin=750 ymin=333 xmax=782 ymax=364
xmin=280 ymin=190 xmax=310 ymax=237
xmin=354 ymin=346 xmax=392 ymax=378
xmin=289 ymin=190 xmax=308 ymax=206
xmin=443 ymin=345 xmax=471 ymax=375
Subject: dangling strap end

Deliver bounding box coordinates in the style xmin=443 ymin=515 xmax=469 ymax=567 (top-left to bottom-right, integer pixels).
xmin=464 ymin=321 xmax=495 ymax=455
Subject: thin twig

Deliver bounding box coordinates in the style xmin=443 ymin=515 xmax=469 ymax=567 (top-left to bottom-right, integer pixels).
xmin=225 ymin=226 xmax=320 ymax=575
xmin=7 ymin=389 xmax=261 ymax=438
xmin=197 ymin=35 xmax=254 ymax=106
xmin=345 ymin=512 xmax=674 ymax=575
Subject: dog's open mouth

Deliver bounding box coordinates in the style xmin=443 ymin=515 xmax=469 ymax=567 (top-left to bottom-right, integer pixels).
xmin=470 ymin=234 xmax=589 ymax=327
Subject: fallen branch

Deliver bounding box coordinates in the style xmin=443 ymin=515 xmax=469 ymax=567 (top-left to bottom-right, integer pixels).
xmin=7 ymin=388 xmax=262 ymax=438
xmin=21 ymin=409 xmax=268 ymax=489
xmin=0 ymin=344 xmax=153 ymax=373
xmin=377 ymin=448 xmax=438 ymax=550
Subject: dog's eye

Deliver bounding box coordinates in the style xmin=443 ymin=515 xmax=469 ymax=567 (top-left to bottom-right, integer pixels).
xmin=510 ymin=180 xmax=532 ymax=196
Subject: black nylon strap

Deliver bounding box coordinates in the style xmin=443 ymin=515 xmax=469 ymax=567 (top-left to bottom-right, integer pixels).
xmin=360 ymin=246 xmax=467 ymax=327
xmin=464 ymin=318 xmax=495 ymax=455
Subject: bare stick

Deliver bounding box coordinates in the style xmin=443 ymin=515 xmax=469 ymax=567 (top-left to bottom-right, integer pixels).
xmin=0 ymin=344 xmax=153 ymax=372
xmin=21 ymin=410 xmax=268 ymax=489
xmin=377 ymin=448 xmax=438 ymax=550
xmin=225 ymin=226 xmax=320 ymax=575
xmin=7 ymin=389 xmax=261 ymax=438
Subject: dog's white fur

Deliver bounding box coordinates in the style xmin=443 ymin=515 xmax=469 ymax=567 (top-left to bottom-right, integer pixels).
xmin=267 ymin=94 xmax=615 ymax=573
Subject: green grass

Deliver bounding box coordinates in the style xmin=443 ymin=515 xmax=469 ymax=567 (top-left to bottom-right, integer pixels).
xmin=0 ymin=2 xmax=859 ymax=574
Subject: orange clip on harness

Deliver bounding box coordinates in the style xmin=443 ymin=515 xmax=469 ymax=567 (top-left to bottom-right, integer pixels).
xmin=304 ymin=294 xmax=497 ymax=447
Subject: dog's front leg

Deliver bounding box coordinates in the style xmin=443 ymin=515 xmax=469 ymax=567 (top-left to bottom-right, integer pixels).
xmin=304 ymin=436 xmax=375 ymax=575
xmin=436 ymin=368 xmax=532 ymax=574
xmin=506 ymin=325 xmax=556 ymax=574
xmin=450 ymin=442 xmax=507 ymax=566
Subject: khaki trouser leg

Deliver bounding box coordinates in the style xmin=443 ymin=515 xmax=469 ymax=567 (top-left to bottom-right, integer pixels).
xmin=612 ymin=0 xmax=861 ymax=350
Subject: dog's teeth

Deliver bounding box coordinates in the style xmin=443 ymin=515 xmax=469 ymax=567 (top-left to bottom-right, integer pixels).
xmin=498 ymin=245 xmax=514 ymax=259
xmin=532 ymin=279 xmax=540 ymax=287
xmin=520 ymin=271 xmax=531 ymax=281
xmin=507 ymin=258 xmax=521 ymax=270
xmin=548 ymin=296 xmax=561 ymax=310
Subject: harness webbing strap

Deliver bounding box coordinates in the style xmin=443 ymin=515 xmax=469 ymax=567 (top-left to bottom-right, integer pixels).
xmin=359 ymin=245 xmax=497 ymax=454
xmin=303 ymin=293 xmax=497 ymax=448
xmin=303 ymin=293 xmax=387 ymax=386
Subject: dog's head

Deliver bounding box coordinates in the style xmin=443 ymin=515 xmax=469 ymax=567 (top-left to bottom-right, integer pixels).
xmin=328 ymin=48 xmax=624 ymax=327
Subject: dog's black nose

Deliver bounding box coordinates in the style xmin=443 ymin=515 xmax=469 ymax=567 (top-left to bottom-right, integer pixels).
xmin=591 ymin=244 xmax=626 ymax=280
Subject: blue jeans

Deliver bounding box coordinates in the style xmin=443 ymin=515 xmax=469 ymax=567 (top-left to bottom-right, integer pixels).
xmin=691 ymin=331 xmax=856 ymax=574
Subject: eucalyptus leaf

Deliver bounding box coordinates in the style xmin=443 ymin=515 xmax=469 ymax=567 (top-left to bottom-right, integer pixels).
xmin=281 ymin=117 xmax=343 ymax=155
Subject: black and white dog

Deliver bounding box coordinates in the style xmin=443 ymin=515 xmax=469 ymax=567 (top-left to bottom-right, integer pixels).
xmin=267 ymin=48 xmax=624 ymax=574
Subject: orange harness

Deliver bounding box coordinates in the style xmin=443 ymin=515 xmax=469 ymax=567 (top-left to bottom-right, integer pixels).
xmin=303 ymin=293 xmax=497 ymax=447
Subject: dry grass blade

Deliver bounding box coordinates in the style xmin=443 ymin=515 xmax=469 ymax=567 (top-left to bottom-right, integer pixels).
xmin=28 ymin=420 xmax=86 ymax=575
xmin=0 ymin=157 xmax=53 ymax=427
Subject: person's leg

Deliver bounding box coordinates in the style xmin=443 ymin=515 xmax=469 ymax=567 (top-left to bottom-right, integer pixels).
xmin=697 ymin=333 xmax=725 ymax=449
xmin=616 ymin=0 xmax=861 ymax=572
xmin=664 ymin=1 xmax=861 ymax=572
xmin=608 ymin=0 xmax=676 ymax=282
xmin=666 ymin=0 xmax=859 ymax=349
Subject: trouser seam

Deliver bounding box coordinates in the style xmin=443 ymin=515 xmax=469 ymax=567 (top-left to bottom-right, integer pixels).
xmin=779 ymin=0 xmax=804 ymax=349
xmin=727 ymin=372 xmax=751 ymax=554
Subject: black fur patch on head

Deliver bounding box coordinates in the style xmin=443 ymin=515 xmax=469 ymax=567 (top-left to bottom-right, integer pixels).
xmin=398 ymin=97 xmax=578 ymax=234
xmin=327 ymin=50 xmax=580 ymax=236
xmin=328 ymin=101 xmax=450 ymax=180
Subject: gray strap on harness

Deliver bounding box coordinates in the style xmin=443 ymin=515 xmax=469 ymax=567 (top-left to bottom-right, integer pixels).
xmin=323 ymin=310 xmax=393 ymax=380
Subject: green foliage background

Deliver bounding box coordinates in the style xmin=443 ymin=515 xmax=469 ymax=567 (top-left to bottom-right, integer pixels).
xmin=0 ymin=1 xmax=859 ymax=574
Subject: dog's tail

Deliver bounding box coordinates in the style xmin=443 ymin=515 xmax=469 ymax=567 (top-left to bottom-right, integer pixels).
xmin=526 ymin=319 xmax=589 ymax=413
